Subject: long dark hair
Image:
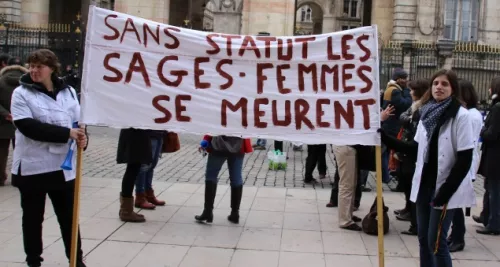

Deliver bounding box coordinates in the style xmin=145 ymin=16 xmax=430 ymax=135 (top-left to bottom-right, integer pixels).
xmin=490 ymin=76 xmax=500 ymax=102
xmin=459 ymin=79 xmax=479 ymax=109
xmin=420 ymin=69 xmax=461 ymax=105
xmin=408 ymin=78 xmax=430 ymax=100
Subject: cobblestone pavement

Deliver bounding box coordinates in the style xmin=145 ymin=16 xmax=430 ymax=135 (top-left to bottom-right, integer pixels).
xmin=80 ymin=127 xmax=485 ymax=195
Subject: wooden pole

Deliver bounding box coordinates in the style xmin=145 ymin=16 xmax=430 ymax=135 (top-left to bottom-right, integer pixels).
xmin=375 ymin=146 xmax=385 ymax=267
xmin=69 ymin=147 xmax=84 ymax=267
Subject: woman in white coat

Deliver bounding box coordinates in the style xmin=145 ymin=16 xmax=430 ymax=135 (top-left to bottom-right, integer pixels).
xmin=381 ymin=69 xmax=475 ymax=267
xmin=447 ymin=79 xmax=483 ymax=252
xmin=10 ymin=49 xmax=88 ymax=267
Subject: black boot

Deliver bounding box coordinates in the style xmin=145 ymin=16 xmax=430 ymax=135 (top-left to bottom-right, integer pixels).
xmin=195 ymin=181 xmax=217 ymax=223
xmin=228 ymin=185 xmax=243 ymax=224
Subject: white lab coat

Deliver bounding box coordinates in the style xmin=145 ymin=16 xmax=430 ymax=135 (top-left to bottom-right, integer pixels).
xmin=10 ymin=85 xmax=80 ymax=181
xmin=411 ymin=106 xmax=476 ymax=209
xmin=468 ymin=108 xmax=484 ymax=181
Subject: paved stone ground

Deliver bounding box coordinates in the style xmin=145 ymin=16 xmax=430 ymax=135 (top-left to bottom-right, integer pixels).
xmin=0 ymin=178 xmax=499 ymax=267
xmin=0 ymin=127 xmax=497 ymax=267
xmin=79 ymin=127 xmax=485 ymax=195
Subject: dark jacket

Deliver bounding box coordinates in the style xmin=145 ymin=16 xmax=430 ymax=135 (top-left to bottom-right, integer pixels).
xmin=382 ymin=80 xmax=412 ymax=136
xmin=398 ymin=101 xmax=422 ymax=155
xmin=479 ymin=98 xmax=500 ymax=180
xmin=353 ymin=145 xmax=376 ymax=172
xmin=117 ymin=129 xmax=165 ymax=164
xmin=396 ymin=101 xmax=422 ymax=179
xmin=0 ymin=65 xmax=28 ymax=139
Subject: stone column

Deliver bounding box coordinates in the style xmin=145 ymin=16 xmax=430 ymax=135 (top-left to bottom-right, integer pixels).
xmin=392 ymin=0 xmax=417 ymax=41
xmin=322 ymin=16 xmax=335 ymax=34
xmin=240 ymin=0 xmax=295 ymax=36
xmin=371 ymin=0 xmax=394 ymax=43
xmin=0 ymin=0 xmax=22 ymax=23
xmin=21 ymin=0 xmax=50 ymax=25
xmin=113 ymin=0 xmax=169 ymax=23
xmin=212 ymin=0 xmax=243 ymax=34
xmin=437 ymin=39 xmax=454 ymax=69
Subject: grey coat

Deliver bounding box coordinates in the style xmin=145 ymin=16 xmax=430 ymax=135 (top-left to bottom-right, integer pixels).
xmin=0 ymin=65 xmax=28 ymax=139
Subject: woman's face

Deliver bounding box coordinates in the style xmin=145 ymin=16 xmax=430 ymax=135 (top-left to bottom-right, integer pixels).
xmin=29 ymin=63 xmax=53 ymax=83
xmin=410 ymin=88 xmax=418 ymax=101
xmin=432 ymin=75 xmax=453 ymax=102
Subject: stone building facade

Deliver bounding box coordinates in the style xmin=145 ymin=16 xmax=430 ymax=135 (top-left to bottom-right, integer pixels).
xmin=0 ymin=0 xmax=114 ymax=25
xmin=0 ymin=0 xmax=499 ymax=44
xmin=391 ymin=0 xmax=500 ymax=44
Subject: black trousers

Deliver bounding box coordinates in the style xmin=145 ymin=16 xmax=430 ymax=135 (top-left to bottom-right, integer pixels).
xmin=121 ymin=163 xmax=141 ymax=197
xmin=274 ymin=141 xmax=283 ymax=152
xmin=305 ymin=144 xmax=327 ymax=180
xmin=18 ymin=179 xmax=83 ymax=265
xmin=481 ymin=179 xmax=490 ymax=227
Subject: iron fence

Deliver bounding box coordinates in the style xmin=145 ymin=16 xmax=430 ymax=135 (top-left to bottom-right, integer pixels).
xmin=0 ymin=21 xmax=82 ymax=74
xmin=379 ymin=40 xmax=500 ymax=102
xmin=452 ymin=43 xmax=500 ymax=102
xmin=379 ymin=41 xmax=403 ymax=88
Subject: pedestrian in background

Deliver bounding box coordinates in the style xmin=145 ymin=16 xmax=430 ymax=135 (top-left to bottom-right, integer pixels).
xmin=0 ymin=56 xmax=27 ymax=186
xmin=332 ymin=145 xmax=361 ymax=231
xmin=476 ymin=76 xmax=500 ymax=236
xmin=195 ymin=135 xmax=253 ymax=224
xmin=447 ymin=79 xmax=483 ymax=251
xmin=134 ymin=130 xmax=166 ymax=210
xmin=304 ymin=144 xmax=327 ymax=184
xmin=382 ymin=68 xmax=412 ymax=184
xmin=0 ymin=53 xmax=10 ymax=71
xmin=394 ymin=78 xmax=430 ymax=235
xmin=117 ymin=128 xmax=155 ymax=222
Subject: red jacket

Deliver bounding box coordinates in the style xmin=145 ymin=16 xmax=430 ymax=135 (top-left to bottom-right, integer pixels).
xmin=203 ymin=135 xmax=253 ymax=154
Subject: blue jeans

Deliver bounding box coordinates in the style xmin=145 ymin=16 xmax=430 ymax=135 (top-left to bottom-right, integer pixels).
xmin=416 ymin=187 xmax=455 ymax=267
xmin=256 ymin=139 xmax=267 ymax=146
xmin=450 ymin=208 xmax=465 ymax=244
xmin=135 ymin=137 xmax=163 ymax=194
xmin=486 ymin=179 xmax=500 ymax=231
xmin=205 ymin=153 xmax=244 ymax=187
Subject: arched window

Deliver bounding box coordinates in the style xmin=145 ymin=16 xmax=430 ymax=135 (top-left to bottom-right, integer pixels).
xmin=306 ymin=8 xmax=312 ymax=21
xmin=300 ymin=7 xmax=306 ymax=22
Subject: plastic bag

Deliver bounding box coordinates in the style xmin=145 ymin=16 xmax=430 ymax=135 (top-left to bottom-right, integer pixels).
xmin=268 ymin=150 xmax=287 ymax=170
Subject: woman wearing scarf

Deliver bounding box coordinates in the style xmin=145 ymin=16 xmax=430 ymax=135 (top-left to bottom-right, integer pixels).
xmin=381 ymin=69 xmax=475 ymax=267
xmin=476 ymin=76 xmax=500 ymax=236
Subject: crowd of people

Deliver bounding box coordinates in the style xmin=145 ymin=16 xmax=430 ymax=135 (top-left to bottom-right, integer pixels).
xmin=0 ymin=47 xmax=498 ymax=267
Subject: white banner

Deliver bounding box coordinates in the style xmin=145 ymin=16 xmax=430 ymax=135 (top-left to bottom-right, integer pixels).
xmin=81 ymin=6 xmax=381 ymax=145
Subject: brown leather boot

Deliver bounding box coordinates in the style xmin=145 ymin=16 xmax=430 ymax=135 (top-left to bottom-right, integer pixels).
xmin=145 ymin=189 xmax=166 ymax=206
xmin=119 ymin=195 xmax=146 ymax=222
xmin=135 ymin=192 xmax=156 ymax=210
